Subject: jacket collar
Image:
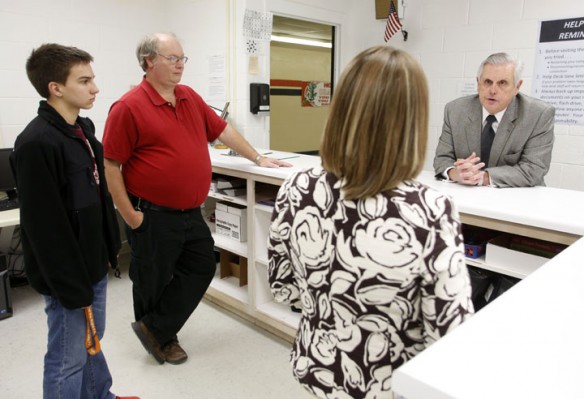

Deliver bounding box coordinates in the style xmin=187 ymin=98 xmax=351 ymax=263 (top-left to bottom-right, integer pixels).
xmin=37 ymin=101 xmax=93 ymax=139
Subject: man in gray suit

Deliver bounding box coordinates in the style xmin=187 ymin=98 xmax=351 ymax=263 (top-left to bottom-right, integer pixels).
xmin=433 ymin=52 xmax=555 ymax=187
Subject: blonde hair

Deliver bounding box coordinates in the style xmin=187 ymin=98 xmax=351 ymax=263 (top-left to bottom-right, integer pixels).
xmin=320 ymin=46 xmax=428 ymax=200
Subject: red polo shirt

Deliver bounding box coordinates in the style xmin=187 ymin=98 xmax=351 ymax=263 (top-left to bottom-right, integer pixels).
xmin=103 ymin=79 xmax=226 ymax=209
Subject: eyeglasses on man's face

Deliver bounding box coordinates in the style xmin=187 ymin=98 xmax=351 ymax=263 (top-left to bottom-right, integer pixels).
xmin=156 ymin=53 xmax=189 ymax=64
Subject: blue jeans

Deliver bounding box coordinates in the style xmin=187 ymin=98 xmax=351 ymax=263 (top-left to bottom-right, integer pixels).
xmin=43 ymin=275 xmax=115 ymax=399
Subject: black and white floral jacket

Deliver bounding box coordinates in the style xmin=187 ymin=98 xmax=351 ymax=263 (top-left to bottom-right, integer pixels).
xmin=268 ymin=166 xmax=474 ymax=399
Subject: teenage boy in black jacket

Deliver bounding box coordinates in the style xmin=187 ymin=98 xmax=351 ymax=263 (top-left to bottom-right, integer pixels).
xmin=10 ymin=43 xmax=137 ymax=399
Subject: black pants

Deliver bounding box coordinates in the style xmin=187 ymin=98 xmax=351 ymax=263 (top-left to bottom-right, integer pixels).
xmin=125 ymin=207 xmax=216 ymax=345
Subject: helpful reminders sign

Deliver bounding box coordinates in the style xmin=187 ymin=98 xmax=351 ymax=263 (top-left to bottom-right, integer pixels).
xmin=533 ymin=17 xmax=584 ymax=125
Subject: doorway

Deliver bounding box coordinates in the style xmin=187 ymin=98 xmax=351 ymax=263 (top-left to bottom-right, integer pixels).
xmin=269 ymin=16 xmax=335 ymax=155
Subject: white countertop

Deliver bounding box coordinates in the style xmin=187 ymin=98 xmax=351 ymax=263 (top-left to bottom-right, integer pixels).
xmin=209 ymin=146 xmax=321 ymax=181
xmin=393 ymin=236 xmax=584 ymax=399
xmin=209 ymin=145 xmax=584 ymax=237
xmin=417 ymin=171 xmax=584 ymax=237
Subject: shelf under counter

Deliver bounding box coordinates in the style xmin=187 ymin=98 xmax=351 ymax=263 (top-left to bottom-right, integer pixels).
xmin=255 ymin=257 xmax=268 ymax=266
xmin=207 ymin=190 xmax=247 ymax=206
xmin=256 ymin=301 xmax=301 ymax=331
xmin=253 ymin=261 xmax=300 ymax=332
xmin=211 ymin=233 xmax=247 ymax=258
xmin=254 ymin=203 xmax=274 ymax=214
xmin=208 ymin=274 xmax=249 ymax=305
xmin=465 ymin=256 xmax=532 ymax=280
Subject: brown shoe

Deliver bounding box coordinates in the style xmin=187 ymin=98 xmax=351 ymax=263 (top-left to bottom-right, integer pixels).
xmin=162 ymin=339 xmax=188 ymax=365
xmin=131 ymin=320 xmax=165 ymax=364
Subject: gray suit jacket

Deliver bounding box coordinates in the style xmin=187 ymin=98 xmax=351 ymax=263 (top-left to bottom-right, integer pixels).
xmin=433 ymin=93 xmax=555 ymax=187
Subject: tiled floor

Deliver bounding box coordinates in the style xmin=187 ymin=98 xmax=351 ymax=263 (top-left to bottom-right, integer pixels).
xmin=0 ymin=260 xmax=313 ymax=399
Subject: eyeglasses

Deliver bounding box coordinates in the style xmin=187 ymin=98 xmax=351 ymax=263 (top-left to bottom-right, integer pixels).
xmin=156 ymin=53 xmax=189 ymax=64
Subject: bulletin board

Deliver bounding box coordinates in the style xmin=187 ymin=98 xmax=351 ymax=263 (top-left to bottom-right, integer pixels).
xmin=375 ymin=0 xmax=398 ymax=20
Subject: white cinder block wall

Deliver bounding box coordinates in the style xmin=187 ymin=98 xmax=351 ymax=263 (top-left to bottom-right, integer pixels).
xmin=1 ymin=0 xmax=583 ymax=191
xmin=0 ymin=0 xmax=353 ymax=150
xmin=0 ymin=0 xmax=170 ymax=146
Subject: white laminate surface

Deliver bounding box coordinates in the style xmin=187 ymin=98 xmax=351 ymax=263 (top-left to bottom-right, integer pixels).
xmin=417 ymin=170 xmax=584 ymax=237
xmin=209 ymin=146 xmax=584 ymax=238
xmin=209 ymin=147 xmax=321 ymax=181
xmin=393 ymin=237 xmax=584 ymax=399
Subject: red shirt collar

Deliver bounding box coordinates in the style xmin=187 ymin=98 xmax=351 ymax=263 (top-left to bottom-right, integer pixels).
xmin=139 ymin=78 xmax=186 ymax=106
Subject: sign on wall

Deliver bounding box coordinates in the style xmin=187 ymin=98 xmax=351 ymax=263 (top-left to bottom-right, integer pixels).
xmin=301 ymin=81 xmax=331 ymax=107
xmin=533 ymin=16 xmax=584 ymax=125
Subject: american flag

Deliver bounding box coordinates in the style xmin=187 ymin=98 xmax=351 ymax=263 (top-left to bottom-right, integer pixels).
xmin=384 ymin=0 xmax=402 ymax=42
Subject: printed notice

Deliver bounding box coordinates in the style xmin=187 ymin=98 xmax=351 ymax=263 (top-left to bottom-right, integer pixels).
xmin=533 ymin=17 xmax=584 ymax=125
xmin=207 ymin=54 xmax=226 ymax=101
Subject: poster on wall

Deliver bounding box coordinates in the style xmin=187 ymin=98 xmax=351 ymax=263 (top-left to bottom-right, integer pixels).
xmin=532 ymin=16 xmax=584 ymax=125
xmin=301 ymin=81 xmax=331 ymax=107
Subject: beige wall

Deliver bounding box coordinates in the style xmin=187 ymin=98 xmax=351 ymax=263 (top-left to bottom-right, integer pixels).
xmin=270 ymin=43 xmax=332 ymax=153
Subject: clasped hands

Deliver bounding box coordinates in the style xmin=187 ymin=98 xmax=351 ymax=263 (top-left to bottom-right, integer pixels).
xmin=447 ymin=152 xmax=488 ymax=186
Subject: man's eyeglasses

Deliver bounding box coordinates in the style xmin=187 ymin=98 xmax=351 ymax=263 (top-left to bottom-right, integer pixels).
xmin=156 ymin=53 xmax=189 ymax=64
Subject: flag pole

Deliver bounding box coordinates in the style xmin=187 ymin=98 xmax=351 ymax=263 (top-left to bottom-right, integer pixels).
xmin=399 ymin=0 xmax=408 ymax=41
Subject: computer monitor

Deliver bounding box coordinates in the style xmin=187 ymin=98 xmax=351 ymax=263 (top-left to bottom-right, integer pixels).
xmin=0 ymin=148 xmax=17 ymax=199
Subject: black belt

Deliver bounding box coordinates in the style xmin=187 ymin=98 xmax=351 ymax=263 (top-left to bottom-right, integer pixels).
xmin=129 ymin=194 xmax=196 ymax=213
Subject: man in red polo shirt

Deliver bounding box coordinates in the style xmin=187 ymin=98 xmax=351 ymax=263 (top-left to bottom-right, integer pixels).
xmin=102 ymin=32 xmax=290 ymax=365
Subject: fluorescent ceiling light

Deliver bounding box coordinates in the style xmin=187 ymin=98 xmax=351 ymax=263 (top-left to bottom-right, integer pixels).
xmin=271 ymin=35 xmax=332 ymax=48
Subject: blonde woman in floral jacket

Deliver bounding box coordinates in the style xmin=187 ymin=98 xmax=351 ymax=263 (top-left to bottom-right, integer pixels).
xmin=268 ymin=46 xmax=474 ymax=399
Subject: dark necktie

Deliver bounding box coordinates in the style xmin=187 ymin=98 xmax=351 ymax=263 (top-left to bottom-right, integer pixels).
xmin=481 ymin=115 xmax=497 ymax=167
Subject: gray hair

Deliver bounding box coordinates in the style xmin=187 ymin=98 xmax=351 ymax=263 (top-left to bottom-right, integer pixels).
xmin=477 ymin=52 xmax=524 ymax=86
xmin=136 ymin=32 xmax=178 ymax=72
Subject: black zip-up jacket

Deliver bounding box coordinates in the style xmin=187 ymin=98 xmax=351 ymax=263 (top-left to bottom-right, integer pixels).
xmin=10 ymin=101 xmax=121 ymax=309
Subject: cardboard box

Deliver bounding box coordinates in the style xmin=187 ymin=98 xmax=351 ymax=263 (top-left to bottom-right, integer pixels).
xmin=464 ymin=243 xmax=485 ymax=259
xmin=215 ymin=209 xmax=231 ymax=237
xmin=462 ymin=224 xmax=498 ymax=259
xmin=227 ymin=203 xmax=246 ymax=216
xmin=216 ymin=201 xmax=229 ymax=212
xmin=219 ymin=249 xmax=247 ymax=286
xmin=485 ymin=235 xmax=549 ymax=275
xmin=215 ymin=204 xmax=247 ymax=242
